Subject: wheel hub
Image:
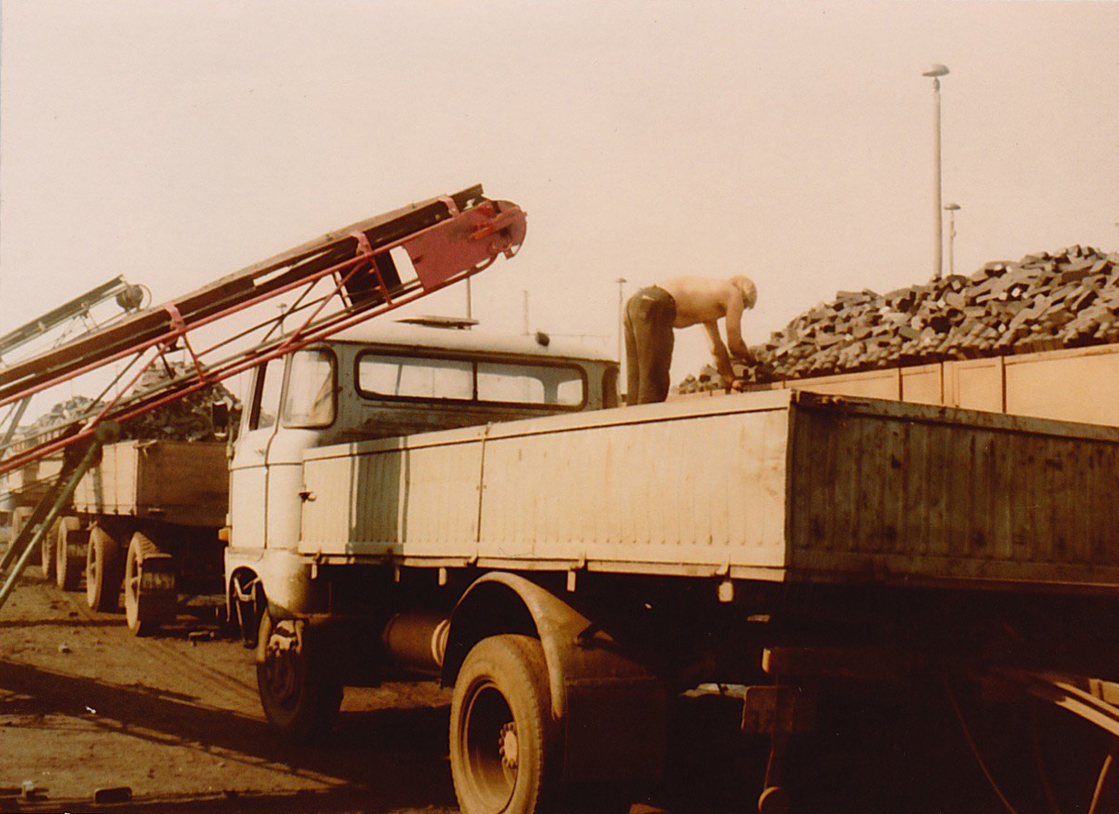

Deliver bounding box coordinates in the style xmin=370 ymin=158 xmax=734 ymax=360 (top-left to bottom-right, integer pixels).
xmin=263 ymin=621 xmax=302 ymax=705
xmin=498 ymin=721 xmax=519 ymax=769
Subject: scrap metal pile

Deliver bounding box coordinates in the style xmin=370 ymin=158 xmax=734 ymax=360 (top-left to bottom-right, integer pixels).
xmin=15 ymin=367 xmax=240 ymax=446
xmin=678 ymin=245 xmax=1119 ymax=393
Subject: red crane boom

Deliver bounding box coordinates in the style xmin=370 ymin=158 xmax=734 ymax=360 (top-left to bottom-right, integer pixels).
xmin=0 ymin=185 xmax=527 ymax=475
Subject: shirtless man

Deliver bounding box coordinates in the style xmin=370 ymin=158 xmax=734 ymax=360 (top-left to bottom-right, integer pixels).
xmin=623 ymin=275 xmax=757 ymax=405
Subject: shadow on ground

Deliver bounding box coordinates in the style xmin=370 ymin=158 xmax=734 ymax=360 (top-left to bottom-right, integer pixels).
xmin=0 ymin=658 xmax=456 ymax=812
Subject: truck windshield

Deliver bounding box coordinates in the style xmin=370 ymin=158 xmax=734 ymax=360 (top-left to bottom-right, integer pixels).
xmin=282 ymin=348 xmax=336 ymax=427
xmin=357 ymin=352 xmax=585 ymax=408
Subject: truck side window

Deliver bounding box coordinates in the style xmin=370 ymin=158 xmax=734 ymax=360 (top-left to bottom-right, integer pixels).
xmin=359 ymin=355 xmax=473 ymax=400
xmin=249 ymin=357 xmax=285 ymax=431
xmin=282 ymin=349 xmax=337 ymax=428
xmin=476 ymin=362 xmax=585 ymax=407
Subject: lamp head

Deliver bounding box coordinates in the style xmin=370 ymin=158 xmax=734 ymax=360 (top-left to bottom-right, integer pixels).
xmin=944 ymin=203 xmax=961 ymax=211
xmin=922 ymin=64 xmax=950 ymax=78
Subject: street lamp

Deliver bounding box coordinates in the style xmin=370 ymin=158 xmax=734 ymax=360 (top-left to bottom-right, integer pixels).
xmin=923 ymin=63 xmax=950 ymax=281
xmin=944 ymin=203 xmax=961 ymax=277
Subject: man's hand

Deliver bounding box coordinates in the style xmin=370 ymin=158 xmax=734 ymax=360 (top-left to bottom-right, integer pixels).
xmin=703 ymin=322 xmax=736 ymax=384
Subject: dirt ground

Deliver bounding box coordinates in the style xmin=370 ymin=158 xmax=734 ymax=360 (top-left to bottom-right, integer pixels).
xmin=2 ymin=570 xmax=762 ymax=814
xmin=1 ymin=569 xmax=462 ymax=814
xmin=4 ymin=566 xmax=1093 ymax=814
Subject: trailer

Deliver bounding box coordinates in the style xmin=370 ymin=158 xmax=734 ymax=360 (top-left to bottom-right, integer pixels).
xmin=36 ymin=439 xmax=229 ymax=633
xmin=224 ymin=326 xmax=1119 ymax=814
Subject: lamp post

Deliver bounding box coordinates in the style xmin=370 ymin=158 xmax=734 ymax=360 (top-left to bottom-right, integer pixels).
xmin=944 ymin=203 xmax=960 ymax=277
xmin=923 ymin=63 xmax=950 ymax=281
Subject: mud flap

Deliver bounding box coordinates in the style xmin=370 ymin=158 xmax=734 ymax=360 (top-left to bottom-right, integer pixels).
xmin=563 ymin=676 xmax=666 ymax=783
xmin=741 ymin=685 xmax=817 ymax=735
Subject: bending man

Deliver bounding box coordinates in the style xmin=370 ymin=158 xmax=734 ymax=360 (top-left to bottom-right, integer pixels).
xmin=623 ymin=275 xmax=757 ymax=405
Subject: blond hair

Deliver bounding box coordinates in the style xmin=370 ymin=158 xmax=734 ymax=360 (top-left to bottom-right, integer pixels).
xmin=731 ymin=276 xmax=757 ymax=309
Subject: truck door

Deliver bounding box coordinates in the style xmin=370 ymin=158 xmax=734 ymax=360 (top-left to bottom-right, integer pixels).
xmin=263 ymin=348 xmax=336 ymax=549
xmin=229 ymin=357 xmax=285 ymax=549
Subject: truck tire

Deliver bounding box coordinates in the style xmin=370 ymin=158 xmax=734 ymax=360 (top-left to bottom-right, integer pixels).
xmin=450 ymin=635 xmax=555 ymax=814
xmin=10 ymin=507 xmax=40 ymax=565
xmin=256 ymin=613 xmax=343 ymax=743
xmin=124 ymin=532 xmax=175 ymax=636
xmin=86 ymin=525 xmax=123 ymax=612
xmin=40 ymin=519 xmax=58 ymax=581
xmin=56 ymin=517 xmax=87 ymax=591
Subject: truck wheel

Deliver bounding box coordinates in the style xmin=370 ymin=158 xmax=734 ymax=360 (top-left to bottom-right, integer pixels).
xmin=757 ymin=786 xmax=790 ymax=814
xmin=124 ymin=532 xmax=175 ymax=636
xmin=40 ymin=519 xmax=59 ymax=581
xmin=450 ymin=635 xmax=555 ymax=814
xmin=56 ymin=517 xmax=87 ymax=591
xmin=86 ymin=525 xmax=123 ymax=612
xmin=256 ymin=613 xmax=343 ymax=743
xmin=10 ymin=507 xmax=40 ymax=565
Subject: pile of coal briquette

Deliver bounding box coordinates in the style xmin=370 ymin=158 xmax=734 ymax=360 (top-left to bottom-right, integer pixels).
xmin=677 ymin=245 xmax=1119 ymax=393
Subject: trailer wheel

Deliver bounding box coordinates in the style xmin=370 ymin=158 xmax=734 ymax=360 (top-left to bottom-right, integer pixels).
xmin=39 ymin=520 xmax=57 ymax=581
xmin=450 ymin=635 xmax=555 ymax=814
xmin=56 ymin=517 xmax=87 ymax=591
xmin=86 ymin=525 xmax=123 ymax=612
xmin=256 ymin=613 xmax=343 ymax=743
xmin=124 ymin=532 xmax=175 ymax=636
xmin=10 ymin=507 xmax=40 ymax=566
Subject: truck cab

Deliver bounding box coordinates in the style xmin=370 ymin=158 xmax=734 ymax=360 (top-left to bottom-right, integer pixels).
xmin=225 ymin=323 xmax=617 ymax=630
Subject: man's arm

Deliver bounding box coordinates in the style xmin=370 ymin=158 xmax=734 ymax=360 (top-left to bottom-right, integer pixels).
xmin=703 ymin=321 xmax=735 ymax=385
xmin=722 ymin=291 xmax=751 ymax=359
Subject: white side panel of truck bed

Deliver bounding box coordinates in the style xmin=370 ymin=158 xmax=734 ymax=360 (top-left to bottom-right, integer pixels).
xmin=476 ymin=405 xmax=789 ymax=571
xmin=300 ymin=428 xmax=488 ymax=558
xmin=300 ymin=392 xmax=793 ymax=577
xmin=300 ymin=390 xmax=1119 ymax=590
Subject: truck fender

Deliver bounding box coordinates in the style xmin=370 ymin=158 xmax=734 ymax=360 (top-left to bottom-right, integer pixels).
xmin=227 ymin=566 xmax=265 ymax=646
xmin=442 ymin=572 xmax=665 ymax=783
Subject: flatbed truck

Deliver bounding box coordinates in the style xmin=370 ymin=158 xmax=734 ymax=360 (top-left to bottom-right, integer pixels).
xmin=224 ymin=325 xmax=1119 ymax=813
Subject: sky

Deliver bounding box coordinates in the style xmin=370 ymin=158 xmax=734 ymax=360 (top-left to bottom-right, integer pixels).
xmin=1 ymin=0 xmax=1117 ymax=402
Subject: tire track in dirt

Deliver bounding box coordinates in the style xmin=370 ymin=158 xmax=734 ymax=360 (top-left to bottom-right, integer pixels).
xmin=48 ymin=578 xmax=259 ymax=714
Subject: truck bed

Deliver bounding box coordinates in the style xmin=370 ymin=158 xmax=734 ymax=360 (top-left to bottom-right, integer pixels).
xmin=299 ymin=390 xmax=1119 ymax=592
xmin=73 ymin=440 xmax=228 ymax=528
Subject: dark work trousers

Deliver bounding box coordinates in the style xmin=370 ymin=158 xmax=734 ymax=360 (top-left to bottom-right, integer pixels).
xmin=624 ymin=286 xmax=677 ymax=404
